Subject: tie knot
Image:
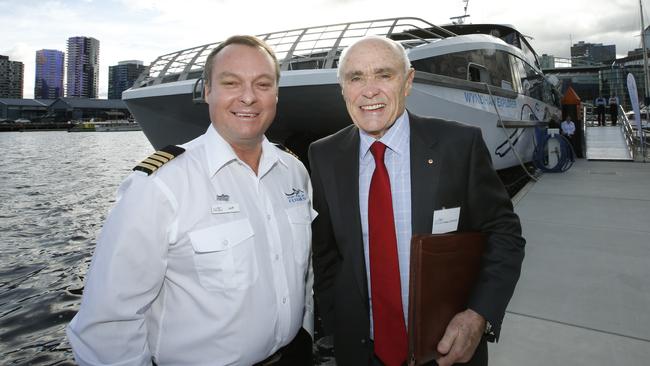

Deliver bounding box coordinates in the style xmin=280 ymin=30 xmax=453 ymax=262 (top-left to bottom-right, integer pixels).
xmin=370 ymin=141 xmax=387 ymax=162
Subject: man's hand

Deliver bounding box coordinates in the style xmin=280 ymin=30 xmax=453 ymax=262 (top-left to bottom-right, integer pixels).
xmin=435 ymin=309 xmax=485 ymax=366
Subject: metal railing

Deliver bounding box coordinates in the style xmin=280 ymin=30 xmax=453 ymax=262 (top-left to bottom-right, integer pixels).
xmin=133 ymin=17 xmax=454 ymax=89
xmin=619 ymin=105 xmax=649 ymax=161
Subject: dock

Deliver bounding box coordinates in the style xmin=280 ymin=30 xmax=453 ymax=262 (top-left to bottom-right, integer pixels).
xmin=585 ymin=126 xmax=633 ymax=161
xmin=489 ymin=159 xmax=650 ymax=365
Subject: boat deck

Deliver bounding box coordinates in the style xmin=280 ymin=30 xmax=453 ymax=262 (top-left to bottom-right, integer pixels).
xmin=585 ymin=126 xmax=633 ymax=161
xmin=490 ymin=160 xmax=650 ymax=365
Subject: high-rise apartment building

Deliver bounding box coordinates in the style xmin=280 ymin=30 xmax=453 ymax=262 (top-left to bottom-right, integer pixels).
xmin=0 ymin=55 xmax=24 ymax=98
xmin=66 ymin=36 xmax=100 ymax=98
xmin=570 ymin=41 xmax=616 ymax=66
xmin=108 ymin=60 xmax=146 ymax=100
xmin=34 ymin=49 xmax=65 ymax=99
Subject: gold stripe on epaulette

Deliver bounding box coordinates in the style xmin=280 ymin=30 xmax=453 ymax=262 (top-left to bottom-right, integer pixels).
xmin=133 ymin=145 xmax=185 ymax=175
xmin=137 ymin=161 xmax=158 ymax=172
xmin=155 ymin=150 xmax=174 ymax=160
xmin=149 ymin=155 xmax=169 ymax=164
xmin=143 ymin=158 xmax=163 ymax=167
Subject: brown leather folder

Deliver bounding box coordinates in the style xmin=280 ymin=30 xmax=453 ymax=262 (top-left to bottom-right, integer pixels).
xmin=407 ymin=232 xmax=486 ymax=366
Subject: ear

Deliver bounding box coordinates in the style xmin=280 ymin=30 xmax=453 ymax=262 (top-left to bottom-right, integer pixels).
xmin=204 ymin=83 xmax=211 ymax=103
xmin=404 ymin=68 xmax=415 ymax=96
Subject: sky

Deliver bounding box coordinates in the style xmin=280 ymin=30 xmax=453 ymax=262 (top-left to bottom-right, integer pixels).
xmin=0 ymin=0 xmax=646 ymax=99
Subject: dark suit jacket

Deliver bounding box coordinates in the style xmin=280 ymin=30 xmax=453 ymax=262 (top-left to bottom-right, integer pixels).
xmin=308 ymin=112 xmax=525 ymax=366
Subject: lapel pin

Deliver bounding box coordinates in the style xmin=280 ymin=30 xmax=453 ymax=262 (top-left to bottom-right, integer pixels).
xmin=427 ymin=159 xmax=434 ymax=165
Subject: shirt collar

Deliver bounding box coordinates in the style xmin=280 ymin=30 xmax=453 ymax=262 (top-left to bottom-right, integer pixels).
xmin=359 ymin=110 xmax=410 ymax=160
xmin=203 ymin=124 xmax=284 ymax=177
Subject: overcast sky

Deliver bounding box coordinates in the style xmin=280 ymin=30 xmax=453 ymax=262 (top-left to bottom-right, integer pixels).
xmin=1 ymin=0 xmax=646 ymax=99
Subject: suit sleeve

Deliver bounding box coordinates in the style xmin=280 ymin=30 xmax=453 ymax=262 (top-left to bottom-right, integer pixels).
xmin=308 ymin=143 xmax=341 ymax=336
xmin=464 ymin=128 xmax=525 ymax=341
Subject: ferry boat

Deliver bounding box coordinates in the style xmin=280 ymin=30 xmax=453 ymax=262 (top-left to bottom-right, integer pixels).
xmin=123 ymin=17 xmax=561 ymax=170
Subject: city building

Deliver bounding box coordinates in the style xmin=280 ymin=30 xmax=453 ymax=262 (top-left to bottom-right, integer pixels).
xmin=540 ymin=54 xmax=555 ymax=69
xmin=66 ymin=36 xmax=100 ymax=98
xmin=0 ymin=55 xmax=24 ymax=98
xmin=570 ymin=41 xmax=616 ymax=67
xmin=34 ymin=49 xmax=65 ymax=99
xmin=48 ymin=97 xmax=131 ymax=121
xmin=0 ymin=98 xmax=53 ymax=121
xmin=0 ymin=97 xmax=130 ymax=123
xmin=108 ymin=60 xmax=146 ymax=100
xmin=545 ymin=52 xmax=648 ymax=112
xmin=544 ymin=66 xmax=601 ymax=106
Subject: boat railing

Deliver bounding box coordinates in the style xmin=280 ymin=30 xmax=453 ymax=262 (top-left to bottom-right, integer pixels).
xmin=620 ymin=105 xmax=649 ymax=161
xmin=133 ymin=17 xmax=455 ymax=89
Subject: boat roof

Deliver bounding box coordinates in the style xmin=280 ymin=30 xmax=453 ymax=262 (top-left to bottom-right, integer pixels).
xmin=131 ymin=17 xmax=538 ymax=90
xmin=132 ymin=17 xmax=455 ymax=89
xmin=407 ymin=33 xmax=527 ymax=62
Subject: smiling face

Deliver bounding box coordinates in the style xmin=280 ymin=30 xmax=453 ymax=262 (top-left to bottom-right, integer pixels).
xmin=204 ymin=43 xmax=278 ymax=150
xmin=339 ymin=38 xmax=414 ymax=139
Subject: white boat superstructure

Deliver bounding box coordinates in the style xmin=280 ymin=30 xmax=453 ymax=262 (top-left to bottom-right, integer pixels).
xmin=123 ymin=17 xmax=561 ymax=170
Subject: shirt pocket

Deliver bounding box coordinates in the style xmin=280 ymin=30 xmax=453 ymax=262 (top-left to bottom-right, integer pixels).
xmin=285 ymin=205 xmax=312 ymax=266
xmin=188 ymin=219 xmax=258 ymax=291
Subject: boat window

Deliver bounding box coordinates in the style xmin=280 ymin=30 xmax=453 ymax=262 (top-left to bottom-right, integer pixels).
xmin=518 ymin=37 xmax=539 ymax=69
xmin=468 ymin=63 xmax=489 ymax=83
xmin=513 ymin=58 xmax=543 ymax=101
xmin=411 ymin=48 xmax=514 ymax=90
xmin=513 ymin=56 xmax=560 ymax=107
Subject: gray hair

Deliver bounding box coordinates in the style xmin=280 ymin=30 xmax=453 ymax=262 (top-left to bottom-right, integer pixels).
xmin=337 ymin=35 xmax=411 ymax=82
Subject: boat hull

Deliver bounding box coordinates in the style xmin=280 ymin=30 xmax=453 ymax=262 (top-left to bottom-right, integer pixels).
xmin=125 ymin=79 xmax=550 ymax=170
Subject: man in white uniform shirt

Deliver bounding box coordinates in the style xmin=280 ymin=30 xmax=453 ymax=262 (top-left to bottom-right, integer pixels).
xmin=67 ymin=35 xmax=315 ymax=366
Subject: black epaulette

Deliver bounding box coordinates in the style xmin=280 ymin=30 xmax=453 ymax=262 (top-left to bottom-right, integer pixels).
xmin=133 ymin=145 xmax=185 ymax=175
xmin=274 ymin=143 xmax=299 ymax=160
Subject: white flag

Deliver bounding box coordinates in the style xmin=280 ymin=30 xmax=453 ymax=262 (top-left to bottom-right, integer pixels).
xmin=627 ymin=73 xmax=644 ymax=145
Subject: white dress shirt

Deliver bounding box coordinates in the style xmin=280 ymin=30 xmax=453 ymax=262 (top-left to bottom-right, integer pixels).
xmin=67 ymin=125 xmax=315 ymax=366
xmin=358 ymin=111 xmax=412 ymax=337
xmin=561 ymin=120 xmax=575 ymax=136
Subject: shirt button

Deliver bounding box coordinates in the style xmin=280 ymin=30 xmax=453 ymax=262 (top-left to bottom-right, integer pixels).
xmin=266 ymin=214 xmax=271 ymax=221
xmin=222 ymin=240 xmax=229 ymax=247
xmin=275 ymin=254 xmax=280 ymax=261
xmin=282 ymin=297 xmax=287 ymax=304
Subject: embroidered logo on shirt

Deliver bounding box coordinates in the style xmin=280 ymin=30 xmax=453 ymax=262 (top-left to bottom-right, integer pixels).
xmin=285 ymin=188 xmax=307 ymax=203
xmin=216 ymin=194 xmax=230 ymax=202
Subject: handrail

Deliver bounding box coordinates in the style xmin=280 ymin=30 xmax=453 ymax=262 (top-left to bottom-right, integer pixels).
xmin=620 ymin=105 xmax=649 ymax=161
xmin=132 ymin=17 xmax=454 ymax=89
xmin=619 ymin=105 xmax=637 ymax=159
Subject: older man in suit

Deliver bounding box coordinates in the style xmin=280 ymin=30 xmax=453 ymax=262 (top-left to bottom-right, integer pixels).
xmin=308 ymin=36 xmax=525 ymax=366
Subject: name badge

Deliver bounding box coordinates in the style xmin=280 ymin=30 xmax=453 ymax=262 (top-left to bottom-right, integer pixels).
xmin=432 ymin=207 xmax=460 ymax=234
xmin=211 ymin=203 xmax=240 ymax=214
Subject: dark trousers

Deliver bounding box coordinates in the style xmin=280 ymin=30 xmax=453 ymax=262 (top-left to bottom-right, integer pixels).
xmin=609 ymin=105 xmax=618 ymax=126
xmin=596 ymin=106 xmax=606 ymax=126
xmin=254 ymin=327 xmax=313 ymax=366
xmin=369 ymin=338 xmax=488 ymax=366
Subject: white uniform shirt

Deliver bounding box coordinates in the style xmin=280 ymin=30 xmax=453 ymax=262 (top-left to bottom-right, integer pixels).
xmin=561 ymin=120 xmax=575 ymax=136
xmin=67 ymin=125 xmax=315 ymax=366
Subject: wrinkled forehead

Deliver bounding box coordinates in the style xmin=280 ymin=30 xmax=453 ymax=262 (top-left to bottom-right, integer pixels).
xmin=340 ymin=39 xmax=406 ymax=74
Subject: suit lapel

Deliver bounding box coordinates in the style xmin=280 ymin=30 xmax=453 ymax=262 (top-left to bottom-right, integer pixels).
xmin=334 ymin=127 xmax=369 ymax=303
xmin=409 ymin=113 xmax=441 ymax=235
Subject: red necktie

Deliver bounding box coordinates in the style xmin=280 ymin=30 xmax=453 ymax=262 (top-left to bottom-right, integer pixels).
xmin=368 ymin=141 xmax=407 ymax=366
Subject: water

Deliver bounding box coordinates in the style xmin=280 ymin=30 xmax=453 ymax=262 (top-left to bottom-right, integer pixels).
xmin=0 ymin=131 xmax=337 ymax=366
xmin=0 ymin=131 xmax=153 ymax=365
